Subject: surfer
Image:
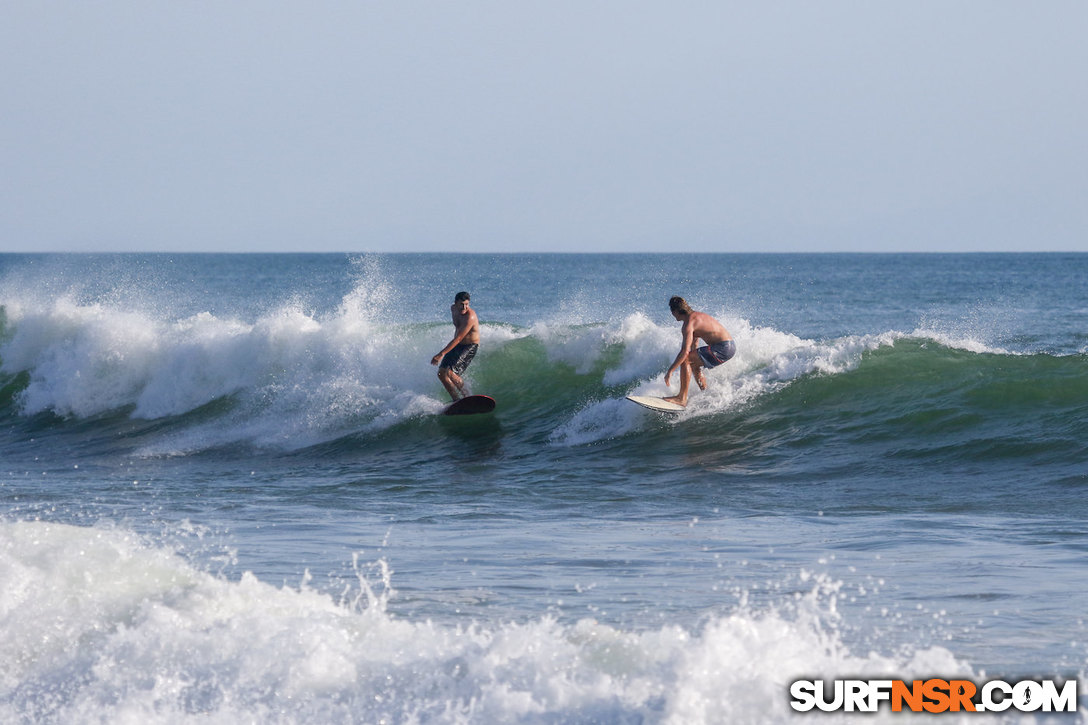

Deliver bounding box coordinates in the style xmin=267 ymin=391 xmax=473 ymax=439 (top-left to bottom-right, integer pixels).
xmin=431 ymin=291 xmax=480 ymax=401
xmin=663 ymin=296 xmax=735 ymax=406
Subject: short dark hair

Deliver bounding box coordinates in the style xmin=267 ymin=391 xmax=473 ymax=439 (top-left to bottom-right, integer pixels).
xmin=669 ymin=296 xmax=691 ymax=315
xmin=454 ymin=291 xmax=470 ymax=302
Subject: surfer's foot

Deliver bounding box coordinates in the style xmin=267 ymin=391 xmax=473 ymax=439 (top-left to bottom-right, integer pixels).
xmin=662 ymin=395 xmax=687 ymax=407
xmin=694 ymin=370 xmax=707 ymax=391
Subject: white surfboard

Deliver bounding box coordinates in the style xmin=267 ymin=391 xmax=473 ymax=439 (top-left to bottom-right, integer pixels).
xmin=625 ymin=395 xmax=685 ymax=414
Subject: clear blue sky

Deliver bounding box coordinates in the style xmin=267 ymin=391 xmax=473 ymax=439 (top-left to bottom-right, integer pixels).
xmin=2 ymin=2 xmax=1085 ymax=253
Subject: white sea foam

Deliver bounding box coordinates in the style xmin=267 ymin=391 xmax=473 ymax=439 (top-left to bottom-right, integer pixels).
xmin=0 ymin=520 xmax=979 ymax=724
xmin=910 ymin=327 xmax=1012 ymax=356
xmin=0 ymin=297 xmax=164 ymax=418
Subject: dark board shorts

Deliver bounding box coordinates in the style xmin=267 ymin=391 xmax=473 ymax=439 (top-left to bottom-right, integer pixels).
xmin=439 ymin=343 xmax=478 ymax=376
xmin=696 ymin=340 xmax=736 ymax=368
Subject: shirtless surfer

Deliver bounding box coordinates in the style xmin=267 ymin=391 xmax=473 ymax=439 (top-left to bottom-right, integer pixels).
xmin=431 ymin=291 xmax=480 ymax=401
xmin=663 ymin=296 xmax=736 ymax=407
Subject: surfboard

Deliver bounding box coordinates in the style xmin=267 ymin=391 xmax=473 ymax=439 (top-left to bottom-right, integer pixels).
xmin=625 ymin=395 xmax=685 ymax=414
xmin=443 ymin=394 xmax=496 ymax=416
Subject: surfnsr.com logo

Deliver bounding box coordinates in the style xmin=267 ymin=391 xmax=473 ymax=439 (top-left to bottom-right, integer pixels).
xmin=789 ymin=678 xmax=1079 ymax=714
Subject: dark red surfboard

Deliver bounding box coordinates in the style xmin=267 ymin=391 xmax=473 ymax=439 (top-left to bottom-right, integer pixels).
xmin=442 ymin=394 xmax=496 ymax=416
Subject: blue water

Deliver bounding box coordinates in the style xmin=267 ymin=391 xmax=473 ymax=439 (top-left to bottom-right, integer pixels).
xmin=1 ymin=253 xmax=1086 ymax=723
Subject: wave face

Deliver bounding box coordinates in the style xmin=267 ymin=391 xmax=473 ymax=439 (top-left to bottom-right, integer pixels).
xmin=2 ymin=268 xmax=1085 ymax=489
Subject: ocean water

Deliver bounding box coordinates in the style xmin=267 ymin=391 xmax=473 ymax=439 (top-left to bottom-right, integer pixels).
xmin=1 ymin=252 xmax=1086 ymax=723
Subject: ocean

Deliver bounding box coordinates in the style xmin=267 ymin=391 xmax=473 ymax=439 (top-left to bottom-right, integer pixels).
xmin=1 ymin=252 xmax=1086 ymax=723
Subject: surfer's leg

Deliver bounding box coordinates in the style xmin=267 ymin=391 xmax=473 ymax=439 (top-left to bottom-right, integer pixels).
xmin=690 ymin=351 xmax=707 ymax=391
xmin=438 ymin=368 xmax=463 ymax=401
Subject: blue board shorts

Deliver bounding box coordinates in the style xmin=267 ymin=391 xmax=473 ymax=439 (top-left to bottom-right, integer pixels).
xmin=696 ymin=339 xmax=736 ymax=368
xmin=439 ymin=343 xmax=478 ymax=376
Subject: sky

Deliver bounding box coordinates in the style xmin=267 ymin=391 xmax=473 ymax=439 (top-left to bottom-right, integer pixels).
xmin=2 ymin=2 xmax=1086 ymax=253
